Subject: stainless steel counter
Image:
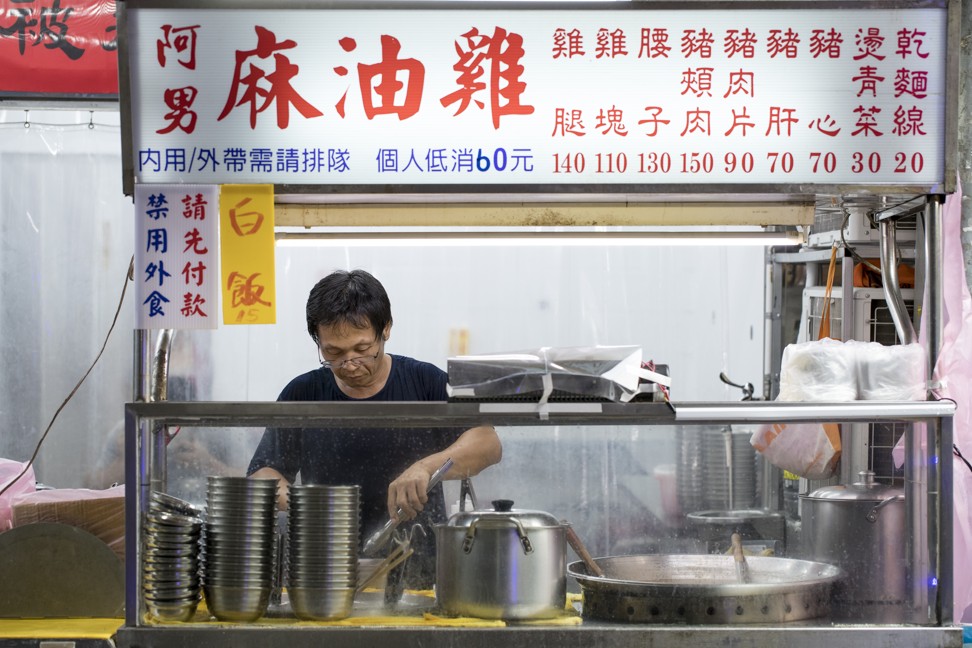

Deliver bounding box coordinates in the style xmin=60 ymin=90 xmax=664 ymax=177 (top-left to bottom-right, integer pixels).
xmin=122 ymin=399 xmax=958 ymax=646
xmin=115 ymin=623 xmax=963 ymax=648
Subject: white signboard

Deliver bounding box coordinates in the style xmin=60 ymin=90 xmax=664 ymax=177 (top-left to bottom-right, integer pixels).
xmin=134 ymin=184 xmax=220 ymax=329
xmin=124 ymin=5 xmax=946 ymax=189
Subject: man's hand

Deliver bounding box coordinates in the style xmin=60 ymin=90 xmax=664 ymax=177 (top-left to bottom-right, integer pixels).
xmin=387 ymin=462 xmax=434 ymax=521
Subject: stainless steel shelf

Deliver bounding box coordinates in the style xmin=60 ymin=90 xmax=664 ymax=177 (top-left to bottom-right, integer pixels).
xmin=125 ymin=398 xmax=955 ymax=428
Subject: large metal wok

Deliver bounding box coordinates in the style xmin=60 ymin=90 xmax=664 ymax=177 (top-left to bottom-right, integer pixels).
xmin=568 ymin=554 xmax=843 ymax=624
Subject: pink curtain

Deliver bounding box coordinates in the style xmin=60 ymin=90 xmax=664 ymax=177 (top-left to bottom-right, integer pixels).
xmin=892 ymin=182 xmax=972 ymax=622
xmin=929 ymin=182 xmax=972 ymax=622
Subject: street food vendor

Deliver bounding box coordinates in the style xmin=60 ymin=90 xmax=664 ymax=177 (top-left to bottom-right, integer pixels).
xmin=247 ymin=269 xmax=502 ymax=589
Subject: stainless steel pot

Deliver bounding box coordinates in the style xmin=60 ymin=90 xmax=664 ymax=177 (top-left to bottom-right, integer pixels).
xmin=800 ymin=470 xmax=905 ymax=622
xmin=686 ymin=509 xmax=786 ymax=554
xmin=434 ymin=499 xmax=566 ymax=620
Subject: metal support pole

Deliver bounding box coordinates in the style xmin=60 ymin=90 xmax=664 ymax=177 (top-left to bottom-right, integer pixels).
xmin=128 ymin=330 xmax=151 ymax=626
xmin=924 ymin=196 xmax=947 ymax=625
xmin=880 ymin=221 xmax=917 ymax=345
xmin=134 ymin=329 xmax=151 ymax=402
xmin=903 ymin=196 xmax=944 ymax=624
xmin=938 ymin=415 xmax=955 ymax=625
xmin=925 ymin=196 xmax=945 ymax=389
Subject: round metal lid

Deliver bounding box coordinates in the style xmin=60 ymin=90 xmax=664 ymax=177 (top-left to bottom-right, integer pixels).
xmin=804 ymin=471 xmax=904 ymax=502
xmin=445 ymin=499 xmax=562 ymax=529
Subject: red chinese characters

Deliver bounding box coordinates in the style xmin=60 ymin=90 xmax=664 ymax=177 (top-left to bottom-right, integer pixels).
xmin=358 ymin=34 xmax=425 ymax=120
xmin=218 ymin=25 xmax=323 ymax=130
xmin=440 ymin=26 xmax=535 ymax=129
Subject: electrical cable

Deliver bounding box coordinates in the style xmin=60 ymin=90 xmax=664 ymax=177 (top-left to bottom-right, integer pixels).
xmin=0 ymin=256 xmax=134 ymax=499
xmin=838 ymin=208 xmax=882 ymax=274
xmin=868 ymin=195 xmax=926 ymax=219
xmin=0 ymin=110 xmax=119 ymax=131
xmin=955 ymin=444 xmax=972 ymax=476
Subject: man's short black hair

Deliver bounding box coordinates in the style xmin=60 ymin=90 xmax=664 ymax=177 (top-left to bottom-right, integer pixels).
xmin=306 ymin=269 xmax=392 ymax=344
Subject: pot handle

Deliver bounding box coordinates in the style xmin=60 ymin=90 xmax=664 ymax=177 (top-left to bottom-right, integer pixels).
xmin=462 ymin=518 xmax=534 ymax=555
xmin=866 ymin=494 xmax=904 ymax=523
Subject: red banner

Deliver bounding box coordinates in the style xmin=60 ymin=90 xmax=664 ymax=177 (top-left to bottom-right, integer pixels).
xmin=0 ymin=0 xmax=117 ymax=96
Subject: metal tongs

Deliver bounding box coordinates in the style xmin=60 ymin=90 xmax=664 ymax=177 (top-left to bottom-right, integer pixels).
xmin=361 ymin=457 xmax=453 ymax=556
xmin=356 ymin=530 xmax=417 ymax=593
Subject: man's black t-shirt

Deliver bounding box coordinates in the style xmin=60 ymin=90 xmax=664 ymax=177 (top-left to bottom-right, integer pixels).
xmin=246 ymin=355 xmax=461 ymax=586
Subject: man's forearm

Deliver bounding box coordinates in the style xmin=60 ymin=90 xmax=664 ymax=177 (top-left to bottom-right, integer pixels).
xmin=422 ymin=425 xmax=502 ymax=480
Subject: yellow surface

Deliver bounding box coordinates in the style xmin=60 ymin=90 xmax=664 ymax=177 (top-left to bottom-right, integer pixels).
xmin=143 ymin=590 xmax=582 ymax=628
xmin=148 ymin=610 xmax=507 ymax=628
xmin=0 ymin=618 xmax=122 ymax=639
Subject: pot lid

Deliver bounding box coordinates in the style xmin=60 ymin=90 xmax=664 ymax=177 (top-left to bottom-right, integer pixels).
xmin=803 ymin=471 xmax=904 ymax=502
xmin=444 ymin=499 xmax=563 ymax=529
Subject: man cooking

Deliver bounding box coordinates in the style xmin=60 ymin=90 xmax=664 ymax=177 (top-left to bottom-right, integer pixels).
xmin=247 ymin=269 xmax=502 ymax=590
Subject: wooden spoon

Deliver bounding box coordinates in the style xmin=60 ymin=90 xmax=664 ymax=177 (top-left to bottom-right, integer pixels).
xmin=564 ymin=522 xmax=604 ymax=578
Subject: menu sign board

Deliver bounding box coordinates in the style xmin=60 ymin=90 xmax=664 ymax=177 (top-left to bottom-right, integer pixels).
xmin=120 ymin=2 xmax=948 ymax=192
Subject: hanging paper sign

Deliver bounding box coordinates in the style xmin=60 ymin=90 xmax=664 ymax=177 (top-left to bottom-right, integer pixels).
xmin=219 ymin=184 xmax=276 ymax=325
xmin=134 ymin=184 xmax=219 ymax=329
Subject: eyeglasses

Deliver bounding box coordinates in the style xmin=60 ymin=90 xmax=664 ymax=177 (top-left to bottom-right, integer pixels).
xmin=319 ymin=340 xmax=382 ymax=370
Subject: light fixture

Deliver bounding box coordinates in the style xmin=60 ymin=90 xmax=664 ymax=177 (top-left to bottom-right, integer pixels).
xmin=275 ymin=228 xmax=805 ymax=248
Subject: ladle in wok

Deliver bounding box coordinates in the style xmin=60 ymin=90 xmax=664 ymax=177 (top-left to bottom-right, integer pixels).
xmin=730 ymin=532 xmax=752 ymax=583
xmin=562 ymin=520 xmax=603 ymax=578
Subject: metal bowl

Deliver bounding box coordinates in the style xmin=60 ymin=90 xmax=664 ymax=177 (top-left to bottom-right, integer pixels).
xmin=208 ymin=476 xmax=278 ymax=488
xmin=142 ymin=525 xmax=201 ymax=541
xmin=146 ymin=511 xmax=204 ymax=528
xmin=144 ymin=544 xmax=199 ymax=558
xmin=146 ymin=599 xmax=199 ymax=622
xmin=288 ymin=586 xmax=355 ymax=621
xmin=205 ymin=507 xmax=275 ymax=520
xmin=203 ymin=584 xmax=271 ymax=622
xmin=685 ymin=509 xmax=786 ymax=549
xmin=141 ymin=571 xmax=200 ymax=587
xmin=203 ymin=574 xmax=274 ymax=588
xmin=150 ymin=492 xmax=205 ymax=518
xmin=143 ymin=584 xmax=200 ymax=601
xmin=207 ymin=491 xmax=278 ymax=503
xmin=204 ymin=523 xmax=276 ymax=539
xmin=568 ymin=554 xmax=843 ymax=624
xmin=287 ymin=538 xmax=359 ymax=553
xmin=142 ymin=554 xmax=200 ymax=570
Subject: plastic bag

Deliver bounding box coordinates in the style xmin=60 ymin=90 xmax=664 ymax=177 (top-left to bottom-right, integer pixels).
xmin=0 ymin=458 xmax=36 ymax=532
xmin=446 ymin=345 xmax=670 ymax=403
xmin=778 ymin=338 xmax=857 ymax=401
xmin=750 ymin=421 xmax=842 ymax=480
xmin=853 ymin=340 xmax=926 ymax=400
xmin=755 ymin=335 xmax=847 ymax=479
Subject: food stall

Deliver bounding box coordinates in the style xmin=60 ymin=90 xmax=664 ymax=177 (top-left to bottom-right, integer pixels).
xmin=109 ymin=0 xmax=964 ymax=646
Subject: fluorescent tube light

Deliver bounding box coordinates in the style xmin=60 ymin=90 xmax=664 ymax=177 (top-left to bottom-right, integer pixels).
xmin=275 ymin=229 xmax=804 ymax=248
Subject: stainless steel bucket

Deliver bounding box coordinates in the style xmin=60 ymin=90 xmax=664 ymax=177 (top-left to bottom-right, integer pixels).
xmin=800 ymin=471 xmax=906 ymax=622
xmin=435 ymin=500 xmax=566 ymax=620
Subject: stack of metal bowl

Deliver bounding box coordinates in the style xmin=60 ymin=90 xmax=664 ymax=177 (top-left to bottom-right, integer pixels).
xmin=287 ymin=484 xmax=360 ymax=620
xmin=142 ymin=493 xmax=204 ymax=622
xmin=202 ymin=477 xmax=278 ymax=621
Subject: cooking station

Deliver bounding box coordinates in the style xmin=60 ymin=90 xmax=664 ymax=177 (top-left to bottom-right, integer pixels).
xmin=116 ymin=399 xmax=961 ymax=648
